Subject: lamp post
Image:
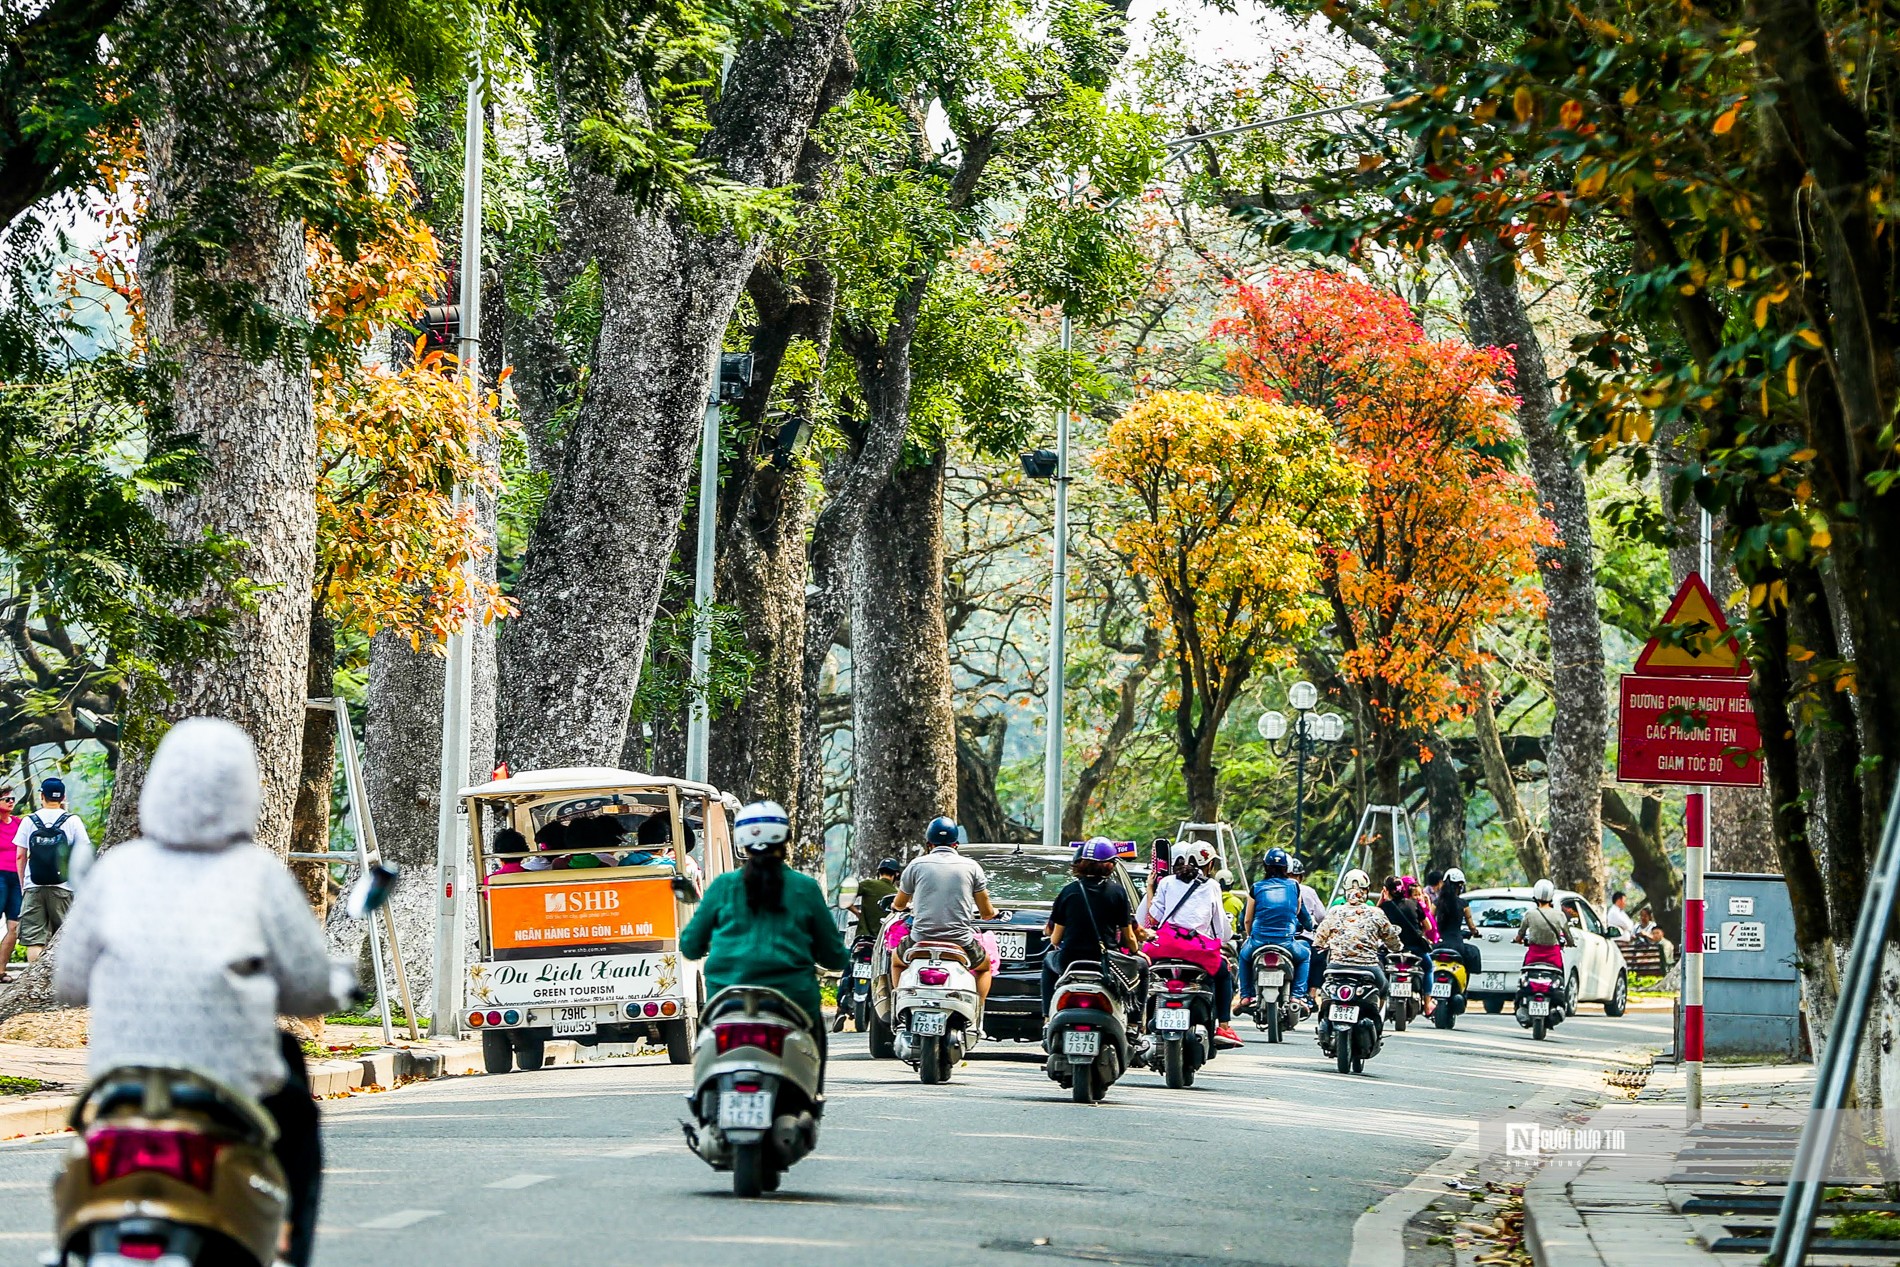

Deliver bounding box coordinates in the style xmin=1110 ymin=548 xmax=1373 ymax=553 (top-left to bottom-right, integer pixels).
xmin=1257 ymin=681 xmax=1346 ymax=859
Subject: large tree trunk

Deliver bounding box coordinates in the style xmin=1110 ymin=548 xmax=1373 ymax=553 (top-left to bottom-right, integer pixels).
xmin=498 ymin=8 xmax=854 ymax=773
xmin=1422 ymin=733 xmax=1464 ymax=875
xmin=955 ymin=714 xmax=1026 ymax=844
xmin=106 ymin=13 xmax=317 ymax=856
xmin=849 ymin=455 xmax=957 ymax=870
xmin=1458 ymin=246 xmax=1607 ymax=904
xmin=1469 ymin=666 xmax=1550 ymax=883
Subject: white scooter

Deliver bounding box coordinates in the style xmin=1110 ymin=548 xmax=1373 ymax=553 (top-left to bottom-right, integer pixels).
xmin=892 ymin=941 xmax=981 ymax=1084
xmin=681 ymin=986 xmax=824 ymax=1197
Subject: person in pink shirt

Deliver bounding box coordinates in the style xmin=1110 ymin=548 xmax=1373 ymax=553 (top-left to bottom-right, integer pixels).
xmin=0 ymin=786 xmax=18 ymax=981
xmin=487 ymin=828 xmax=529 ymax=881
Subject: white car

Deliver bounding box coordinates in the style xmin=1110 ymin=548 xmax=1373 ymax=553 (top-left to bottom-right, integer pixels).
xmin=1460 ymin=887 xmax=1630 ymax=1017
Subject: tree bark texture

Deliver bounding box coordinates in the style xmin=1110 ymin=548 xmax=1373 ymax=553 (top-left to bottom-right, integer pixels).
xmin=498 ymin=4 xmax=854 ymax=773
xmin=1458 ymin=246 xmax=1607 ymax=904
xmin=1469 ymin=667 xmax=1550 ymax=883
xmin=107 ymin=12 xmax=317 ymax=857
xmin=1422 ymin=734 xmax=1465 ymax=875
xmin=849 ymin=454 xmax=957 ymax=870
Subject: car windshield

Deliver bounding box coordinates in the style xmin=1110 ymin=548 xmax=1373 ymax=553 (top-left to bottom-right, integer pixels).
xmin=964 ymin=849 xmax=1073 ymax=904
xmin=1471 ymin=898 xmax=1530 ymax=929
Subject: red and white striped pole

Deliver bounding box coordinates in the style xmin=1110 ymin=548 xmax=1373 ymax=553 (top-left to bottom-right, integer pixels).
xmin=1684 ymin=789 xmax=1707 ymax=1122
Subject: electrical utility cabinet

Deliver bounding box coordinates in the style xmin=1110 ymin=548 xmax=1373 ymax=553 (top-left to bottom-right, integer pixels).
xmin=1676 ymin=871 xmax=1805 ymax=1062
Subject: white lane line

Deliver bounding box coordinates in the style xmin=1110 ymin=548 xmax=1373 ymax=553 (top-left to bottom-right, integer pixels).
xmin=603 ymin=1143 xmax=671 ymax=1157
xmin=359 ymin=1209 xmax=442 ymax=1230
xmin=485 ymin=1173 xmax=554 ymax=1189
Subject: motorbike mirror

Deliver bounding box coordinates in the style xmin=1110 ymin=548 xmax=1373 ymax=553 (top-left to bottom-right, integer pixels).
xmin=879 ymin=895 xmax=897 ymax=914
xmin=345 ymin=861 xmax=400 ymax=920
xmin=671 ymin=875 xmax=702 ymax=904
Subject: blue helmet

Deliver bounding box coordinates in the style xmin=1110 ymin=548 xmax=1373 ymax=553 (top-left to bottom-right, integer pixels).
xmin=1074 ymin=836 xmax=1120 ymax=864
xmin=1264 ymin=847 xmax=1291 ymax=875
xmin=925 ymin=816 xmax=960 ymax=846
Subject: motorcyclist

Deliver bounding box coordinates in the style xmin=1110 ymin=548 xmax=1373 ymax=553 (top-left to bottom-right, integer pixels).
xmin=1311 ymin=868 xmax=1403 ymax=996
xmin=1379 ymin=875 xmax=1435 ymax=958
xmin=1514 ymin=878 xmax=1575 ymax=980
xmin=1433 ymin=867 xmax=1483 ymax=979
xmin=1143 ymin=840 xmax=1243 ymax=1049
xmin=847 ymin=857 xmax=902 ymax=945
xmin=1216 ymin=869 xmax=1246 ymax=931
xmin=680 ymin=800 xmax=847 ymax=1086
xmin=1291 ymin=857 xmax=1326 ymax=982
xmin=54 ymin=718 xmax=340 ymax=1267
xmin=892 ymin=815 xmax=997 ymax=1016
xmin=1237 ymin=847 xmax=1314 ymax=1008
xmin=1041 ymin=837 xmax=1142 ymax=1015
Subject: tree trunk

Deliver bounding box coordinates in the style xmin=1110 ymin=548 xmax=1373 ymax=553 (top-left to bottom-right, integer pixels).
xmin=289 ymin=606 xmax=336 ymax=910
xmin=1183 ymin=752 xmax=1220 ymax=824
xmin=1601 ymin=788 xmax=1683 ymax=947
xmin=955 ymin=714 xmax=1027 ymax=844
xmin=1422 ymin=733 xmax=1464 ymax=875
xmin=498 ymin=8 xmax=854 ymax=773
xmin=1062 ymin=626 xmax=1160 ymax=840
xmin=849 ymin=455 xmax=957 ymax=871
xmin=1458 ymin=246 xmax=1607 ymax=904
xmin=107 ymin=14 xmax=317 ymax=856
xmin=1469 ymin=666 xmax=1550 ymax=883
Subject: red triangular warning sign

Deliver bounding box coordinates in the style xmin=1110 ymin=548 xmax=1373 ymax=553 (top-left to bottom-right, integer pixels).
xmin=1632 ymin=573 xmax=1750 ymax=678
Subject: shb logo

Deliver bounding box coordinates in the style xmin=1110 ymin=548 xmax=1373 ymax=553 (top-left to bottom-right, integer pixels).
xmin=1505 ymin=1123 xmax=1541 ymax=1158
xmin=544 ymin=892 xmax=568 ymax=914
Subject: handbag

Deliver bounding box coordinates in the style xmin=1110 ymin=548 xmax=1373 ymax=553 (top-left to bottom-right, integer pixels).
xmin=1072 ymin=879 xmax=1146 ymax=997
xmin=1143 ymin=878 xmax=1225 ymax=976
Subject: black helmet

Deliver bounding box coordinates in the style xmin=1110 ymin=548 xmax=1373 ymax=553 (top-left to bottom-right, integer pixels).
xmin=876 ymin=857 xmax=902 ymax=876
xmin=925 ymin=816 xmax=960 ymax=846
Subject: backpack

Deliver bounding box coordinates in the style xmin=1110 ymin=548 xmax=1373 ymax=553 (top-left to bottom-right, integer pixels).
xmin=26 ymin=813 xmax=72 ymax=886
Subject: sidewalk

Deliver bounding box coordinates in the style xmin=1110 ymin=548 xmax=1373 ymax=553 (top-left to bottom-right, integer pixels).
xmin=1523 ymin=1060 xmax=1899 ymax=1266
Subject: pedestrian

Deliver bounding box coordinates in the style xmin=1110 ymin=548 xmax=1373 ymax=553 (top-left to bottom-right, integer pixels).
xmin=14 ymin=776 xmax=94 ymax=962
xmin=0 ymin=787 xmax=20 ymax=981
xmin=1605 ymin=890 xmax=1636 ymax=940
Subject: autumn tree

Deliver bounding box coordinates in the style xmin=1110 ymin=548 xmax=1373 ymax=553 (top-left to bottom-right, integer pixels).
xmin=1095 ymin=390 xmax=1361 ymax=820
xmin=1221 ymin=270 xmax=1558 ymax=882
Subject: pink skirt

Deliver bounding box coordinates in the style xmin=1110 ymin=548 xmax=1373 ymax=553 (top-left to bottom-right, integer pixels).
xmin=1522 ymin=943 xmax=1565 ymax=970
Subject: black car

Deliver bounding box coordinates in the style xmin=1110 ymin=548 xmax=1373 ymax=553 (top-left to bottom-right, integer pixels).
xmin=965 ymin=843 xmax=1143 ymax=1043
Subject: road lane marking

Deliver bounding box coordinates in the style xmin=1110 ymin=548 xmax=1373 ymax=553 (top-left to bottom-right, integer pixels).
xmin=359 ymin=1209 xmax=442 ymax=1230
xmin=486 ymin=1173 xmax=554 ymax=1189
xmin=603 ymin=1143 xmax=672 ymax=1157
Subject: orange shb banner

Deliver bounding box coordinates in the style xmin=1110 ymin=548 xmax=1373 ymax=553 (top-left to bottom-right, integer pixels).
xmin=487 ymin=878 xmax=679 ymax=952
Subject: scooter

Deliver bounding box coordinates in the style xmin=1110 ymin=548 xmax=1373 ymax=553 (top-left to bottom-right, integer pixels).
xmin=1143 ymin=959 xmax=1216 ymax=1088
xmin=47 ymin=863 xmax=399 ymax=1267
xmin=1516 ymin=963 xmax=1568 ymax=1041
xmin=892 ymin=941 xmax=982 ymax=1084
xmin=682 ymin=986 xmax=823 ymax=1197
xmin=1245 ymin=943 xmax=1303 ymax=1043
xmin=1427 ymin=948 xmax=1470 ymax=1030
xmin=1386 ymin=951 xmax=1425 ymax=1032
xmin=1316 ymin=963 xmax=1386 ymax=1074
xmin=1044 ymin=962 xmax=1135 ymax=1104
xmin=847 ymin=936 xmax=876 ymax=1033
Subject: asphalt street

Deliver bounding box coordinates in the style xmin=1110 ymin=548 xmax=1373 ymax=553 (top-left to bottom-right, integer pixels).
xmin=0 ymin=1006 xmax=1668 ymax=1267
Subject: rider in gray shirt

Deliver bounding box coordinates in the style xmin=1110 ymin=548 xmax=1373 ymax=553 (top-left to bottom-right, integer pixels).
xmin=892 ymin=816 xmax=997 ymax=1013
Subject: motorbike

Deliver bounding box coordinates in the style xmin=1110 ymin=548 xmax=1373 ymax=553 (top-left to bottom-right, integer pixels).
xmin=1427 ymin=948 xmax=1470 ymax=1030
xmin=1316 ymin=963 xmax=1386 ymax=1075
xmin=1044 ymin=962 xmax=1137 ymax=1104
xmin=1386 ymin=951 xmax=1425 ymax=1031
xmin=682 ymin=986 xmax=824 ymax=1197
xmin=892 ymin=941 xmax=982 ymax=1083
xmin=1143 ymin=959 xmax=1217 ymax=1089
xmin=1516 ymin=963 xmax=1568 ymax=1041
xmin=1244 ymin=943 xmax=1303 ymax=1043
xmin=847 ymin=936 xmax=876 ymax=1033
xmin=48 ymin=863 xmax=399 ymax=1267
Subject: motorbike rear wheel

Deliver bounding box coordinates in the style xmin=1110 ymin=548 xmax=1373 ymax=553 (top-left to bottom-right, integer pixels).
xmin=1071 ymin=1061 xmax=1098 ymax=1103
xmin=1532 ymin=1016 xmax=1548 ymax=1041
xmin=1266 ymin=1003 xmax=1283 ymax=1044
xmin=1162 ymin=1039 xmax=1186 ymax=1088
xmin=868 ymin=1008 xmax=896 ymax=1060
xmin=732 ymin=1143 xmax=766 ymax=1198
xmin=917 ymin=1034 xmax=945 ymax=1084
xmin=1433 ymin=1003 xmax=1455 ymax=1030
xmin=1392 ymin=1004 xmax=1408 ymax=1033
xmin=1335 ymin=1039 xmax=1353 ymax=1074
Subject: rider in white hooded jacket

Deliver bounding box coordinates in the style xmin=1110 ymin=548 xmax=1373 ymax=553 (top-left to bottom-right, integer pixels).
xmin=55 ymin=717 xmax=338 ymax=1266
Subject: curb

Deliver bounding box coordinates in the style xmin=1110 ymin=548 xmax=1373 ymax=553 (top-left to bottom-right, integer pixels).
xmin=0 ymin=1093 xmax=73 ymax=1141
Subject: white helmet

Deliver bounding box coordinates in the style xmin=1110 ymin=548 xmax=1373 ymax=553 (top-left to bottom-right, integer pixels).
xmin=1530 ymin=878 xmax=1556 ymax=903
xmin=1444 ymin=867 xmax=1465 ymax=885
xmin=733 ymin=800 xmax=790 ymax=852
xmin=1171 ymin=840 xmax=1217 ymax=870
xmin=1342 ymin=868 xmax=1371 ymax=895
xmin=1215 ymin=868 xmax=1235 ymax=884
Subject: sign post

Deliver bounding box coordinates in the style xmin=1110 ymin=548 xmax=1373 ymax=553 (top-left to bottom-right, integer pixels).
xmin=1614 ymin=572 xmax=1759 ymax=1124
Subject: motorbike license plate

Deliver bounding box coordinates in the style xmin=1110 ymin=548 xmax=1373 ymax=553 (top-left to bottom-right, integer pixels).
xmin=552 ymin=1006 xmax=596 ymax=1036
xmin=1329 ymin=1005 xmax=1358 ymax=1025
xmin=1261 ymin=971 xmax=1285 ymax=988
xmin=717 ymin=1090 xmax=774 ymax=1131
xmin=1391 ymin=981 xmax=1412 ymax=998
xmin=1063 ymin=1030 xmax=1101 ymax=1057
xmin=1154 ymin=1007 xmax=1190 ymax=1031
xmin=994 ymin=930 xmax=1026 ymax=961
xmin=1526 ymin=1000 xmax=1551 ymax=1017
xmin=1477 ymin=972 xmax=1506 ymax=991
xmin=911 ymin=1009 xmax=948 ymax=1036
xmin=853 ymin=963 xmax=874 ymax=978
xmin=1431 ymin=981 xmax=1452 ymax=998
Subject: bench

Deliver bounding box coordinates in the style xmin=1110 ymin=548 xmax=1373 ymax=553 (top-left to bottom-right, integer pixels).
xmin=1620 ymin=937 xmax=1667 ymax=978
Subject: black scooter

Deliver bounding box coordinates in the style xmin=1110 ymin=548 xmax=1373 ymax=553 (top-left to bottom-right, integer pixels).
xmin=1316 ymin=964 xmax=1386 ymax=1074
xmin=1045 ymin=962 xmax=1136 ymax=1104
xmin=1144 ymin=959 xmax=1216 ymax=1088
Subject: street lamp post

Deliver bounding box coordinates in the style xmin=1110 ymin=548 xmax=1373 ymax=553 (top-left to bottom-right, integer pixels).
xmin=1257 ymin=681 xmax=1346 ymax=859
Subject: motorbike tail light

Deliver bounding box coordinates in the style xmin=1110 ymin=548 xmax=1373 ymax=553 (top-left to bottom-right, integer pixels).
xmin=1260 ymin=953 xmax=1281 ymax=968
xmin=917 ymin=967 xmax=950 ymax=986
xmin=1335 ymin=984 xmax=1354 ymax=1000
xmin=86 ymin=1127 xmax=221 ymax=1191
xmin=1055 ymin=992 xmax=1096 ymax=1011
xmin=119 ymin=1240 xmax=166 ymax=1262
xmin=1163 ymin=999 xmax=1186 ymax=1009
xmin=714 ymin=1022 xmax=788 ymax=1056
xmin=1165 ymin=980 xmax=1187 ymax=993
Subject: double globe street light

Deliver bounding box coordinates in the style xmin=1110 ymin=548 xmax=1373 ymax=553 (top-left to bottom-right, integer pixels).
xmin=1257 ymin=681 xmax=1346 ymax=859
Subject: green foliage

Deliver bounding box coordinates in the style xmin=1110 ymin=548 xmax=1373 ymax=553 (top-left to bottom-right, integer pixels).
xmin=1001 ymin=193 xmax=1145 ymax=322
xmin=630 ymin=578 xmax=758 ymax=726
xmin=909 ymin=269 xmax=1042 ymax=459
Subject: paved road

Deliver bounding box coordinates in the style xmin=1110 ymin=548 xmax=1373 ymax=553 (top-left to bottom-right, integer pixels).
xmin=0 ymin=1006 xmax=1667 ymax=1266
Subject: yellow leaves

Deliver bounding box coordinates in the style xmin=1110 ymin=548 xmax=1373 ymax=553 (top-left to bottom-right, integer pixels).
xmin=1513 ymin=85 xmax=1535 ymax=123
xmin=1810 ymin=527 xmax=1832 ymax=550
xmin=1713 ymin=100 xmax=1745 ymax=135
xmin=1795 ymin=328 xmax=1824 ymax=349
xmin=1473 ymin=99 xmax=1499 ymax=124
xmin=1786 ymin=358 xmax=1800 ymax=399
xmin=1791 ymin=447 xmax=1818 ymax=462
xmin=1752 ymin=284 xmax=1789 ymax=328
xmin=1560 ymin=99 xmax=1585 ymax=130
xmin=1575 ymin=161 xmax=1608 ymax=198
xmin=1748 ymin=579 xmax=1788 ymax=612
xmin=1431 ymin=195 xmax=1456 ymax=216
xmin=1621 ymin=86 xmax=1639 ymax=107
